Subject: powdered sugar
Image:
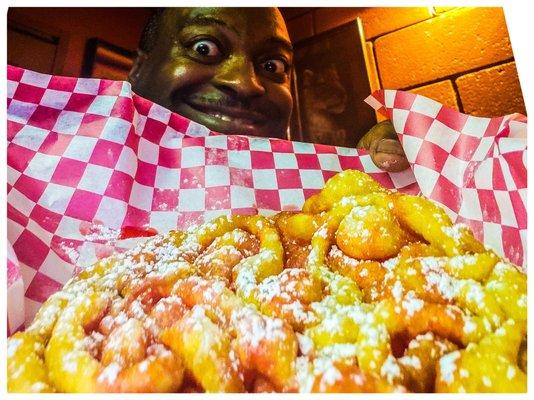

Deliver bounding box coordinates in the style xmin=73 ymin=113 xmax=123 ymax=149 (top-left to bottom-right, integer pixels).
xmin=381 ymin=354 xmax=401 ymax=383
xmin=401 ymin=291 xmax=424 ymax=317
xmin=439 ymin=351 xmax=460 ymax=384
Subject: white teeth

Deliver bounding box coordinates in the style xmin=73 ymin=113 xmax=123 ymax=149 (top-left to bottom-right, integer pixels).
xmin=208 ymin=112 xmax=255 ymax=125
xmin=212 ymin=113 xmax=232 ymax=122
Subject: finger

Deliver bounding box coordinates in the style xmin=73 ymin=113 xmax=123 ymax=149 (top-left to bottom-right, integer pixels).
xmin=372 ymin=152 xmax=410 ymax=172
xmin=370 ymin=139 xmax=410 ymax=172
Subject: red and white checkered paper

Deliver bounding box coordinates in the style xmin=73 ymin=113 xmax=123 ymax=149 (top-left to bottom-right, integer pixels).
xmin=7 ymin=66 xmax=526 ymax=335
xmin=366 ymin=90 xmax=527 ymax=269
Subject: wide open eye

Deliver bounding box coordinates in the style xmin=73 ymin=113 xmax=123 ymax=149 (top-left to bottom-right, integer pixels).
xmin=191 ymin=39 xmax=221 ymax=57
xmin=261 ymin=59 xmax=288 ymax=74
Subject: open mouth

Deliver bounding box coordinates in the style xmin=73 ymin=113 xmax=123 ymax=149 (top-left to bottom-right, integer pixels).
xmin=202 ymin=110 xmax=256 ymax=126
xmin=184 ymin=100 xmax=267 ymax=131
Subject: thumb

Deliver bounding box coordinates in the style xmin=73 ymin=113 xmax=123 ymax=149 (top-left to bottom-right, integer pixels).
xmin=369 ymin=138 xmax=410 ymax=172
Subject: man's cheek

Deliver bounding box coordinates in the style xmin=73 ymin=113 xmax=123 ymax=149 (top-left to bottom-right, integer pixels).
xmin=276 ymin=87 xmax=293 ymax=129
xmin=264 ymin=89 xmax=292 ymax=138
xmin=266 ymin=83 xmax=292 ymax=117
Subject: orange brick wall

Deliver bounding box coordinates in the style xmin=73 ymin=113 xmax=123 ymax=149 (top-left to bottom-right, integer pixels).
xmin=284 ymin=7 xmax=526 ymax=118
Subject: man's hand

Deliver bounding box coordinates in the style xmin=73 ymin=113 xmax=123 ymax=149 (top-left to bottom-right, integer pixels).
xmin=357 ymin=120 xmax=410 ymax=172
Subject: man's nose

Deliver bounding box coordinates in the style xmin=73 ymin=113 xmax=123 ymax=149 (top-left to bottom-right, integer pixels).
xmin=213 ymin=56 xmax=266 ymax=99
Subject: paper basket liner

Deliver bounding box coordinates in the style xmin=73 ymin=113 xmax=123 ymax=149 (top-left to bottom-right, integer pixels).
xmin=7 ymin=65 xmax=526 ymax=334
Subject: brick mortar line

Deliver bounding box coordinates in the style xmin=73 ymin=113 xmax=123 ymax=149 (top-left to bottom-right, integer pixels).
xmin=451 ymin=79 xmax=465 ymax=114
xmin=366 ymin=6 xmax=472 ymax=42
xmin=395 ymin=57 xmax=516 ymax=92
xmin=361 ymin=10 xmax=440 ymax=88
xmin=365 ymin=13 xmax=436 ymax=42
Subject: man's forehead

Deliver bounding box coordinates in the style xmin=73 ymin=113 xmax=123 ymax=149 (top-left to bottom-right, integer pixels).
xmin=164 ymin=7 xmax=290 ymax=42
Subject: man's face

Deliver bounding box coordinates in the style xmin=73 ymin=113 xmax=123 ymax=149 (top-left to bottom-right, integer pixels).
xmin=130 ymin=8 xmax=293 ymax=138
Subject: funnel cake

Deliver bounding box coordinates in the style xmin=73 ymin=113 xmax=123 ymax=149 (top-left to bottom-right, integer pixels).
xmin=8 ymin=170 xmax=527 ymax=393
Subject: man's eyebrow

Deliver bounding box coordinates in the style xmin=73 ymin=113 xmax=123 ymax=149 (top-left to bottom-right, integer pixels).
xmin=181 ymin=15 xmax=239 ymax=36
xmin=267 ymin=37 xmax=294 ymax=54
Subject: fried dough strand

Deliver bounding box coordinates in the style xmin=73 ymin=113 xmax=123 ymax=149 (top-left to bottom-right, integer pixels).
xmin=8 ymin=169 xmax=526 ymax=393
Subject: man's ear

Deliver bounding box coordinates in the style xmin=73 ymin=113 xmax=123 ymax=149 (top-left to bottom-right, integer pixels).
xmin=128 ymin=49 xmax=148 ymax=85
